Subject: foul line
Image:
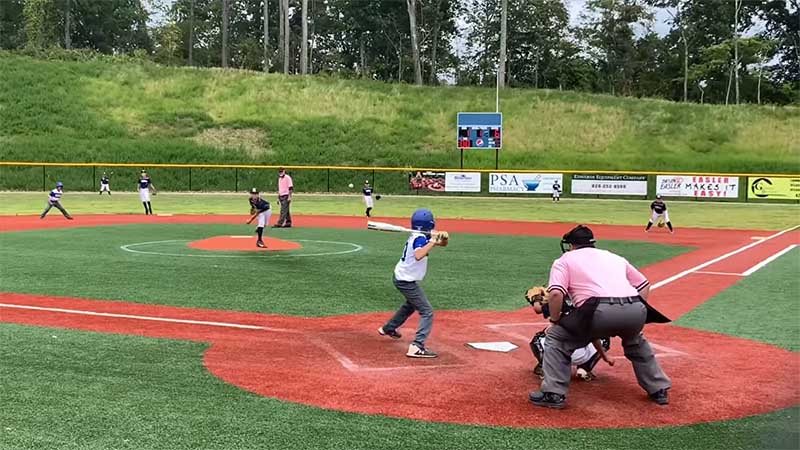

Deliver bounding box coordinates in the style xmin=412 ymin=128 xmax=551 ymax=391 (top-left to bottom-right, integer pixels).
xmin=741 ymin=244 xmax=797 ymax=276
xmin=0 ymin=303 xmax=296 ymax=332
xmin=693 ymin=271 xmax=745 ymax=277
xmin=651 ymin=225 xmax=799 ymax=290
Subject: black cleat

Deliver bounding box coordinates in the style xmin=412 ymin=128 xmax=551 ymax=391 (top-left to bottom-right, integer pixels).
xmin=378 ymin=327 xmax=402 ymax=339
xmin=256 ymin=240 xmax=266 ymax=248
xmin=649 ymin=389 xmax=669 ymax=405
xmin=529 ymin=391 xmax=566 ymax=409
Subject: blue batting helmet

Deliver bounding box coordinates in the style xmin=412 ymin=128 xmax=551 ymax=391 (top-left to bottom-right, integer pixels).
xmin=411 ymin=208 xmax=435 ymax=232
xmin=55 ymin=181 xmax=63 ymax=188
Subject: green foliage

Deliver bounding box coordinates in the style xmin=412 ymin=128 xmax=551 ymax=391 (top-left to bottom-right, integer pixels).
xmin=22 ymin=0 xmax=61 ymax=49
xmin=1 ymin=54 xmax=798 ymax=177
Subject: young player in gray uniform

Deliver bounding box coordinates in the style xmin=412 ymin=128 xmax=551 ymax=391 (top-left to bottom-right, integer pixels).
xmin=378 ymin=208 xmax=449 ymax=358
xmin=40 ymin=182 xmax=74 ymax=220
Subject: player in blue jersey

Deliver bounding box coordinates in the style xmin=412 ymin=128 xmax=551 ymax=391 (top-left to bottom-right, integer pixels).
xmin=138 ymin=170 xmax=156 ymax=215
xmin=246 ymin=188 xmax=272 ymax=248
xmin=378 ymin=208 xmax=449 ymax=358
xmin=40 ymin=181 xmax=73 ymax=220
xmin=99 ymin=171 xmax=112 ymax=195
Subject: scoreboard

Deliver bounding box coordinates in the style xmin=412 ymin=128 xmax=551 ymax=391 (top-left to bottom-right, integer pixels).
xmin=457 ymin=112 xmax=502 ymax=149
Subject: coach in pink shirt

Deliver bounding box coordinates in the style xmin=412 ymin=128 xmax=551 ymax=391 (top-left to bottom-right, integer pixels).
xmin=529 ymin=225 xmax=671 ymax=409
xmin=274 ymin=168 xmax=293 ymax=228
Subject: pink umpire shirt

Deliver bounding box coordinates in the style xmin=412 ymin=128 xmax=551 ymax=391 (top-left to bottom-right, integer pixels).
xmin=547 ymin=247 xmax=649 ymax=307
xmin=278 ymin=174 xmax=293 ymax=196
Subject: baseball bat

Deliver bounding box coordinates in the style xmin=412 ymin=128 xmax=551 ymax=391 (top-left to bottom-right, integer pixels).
xmin=367 ymin=221 xmax=431 ymax=236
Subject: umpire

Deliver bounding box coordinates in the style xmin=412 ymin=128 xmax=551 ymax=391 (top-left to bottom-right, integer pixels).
xmin=529 ymin=225 xmax=672 ymax=409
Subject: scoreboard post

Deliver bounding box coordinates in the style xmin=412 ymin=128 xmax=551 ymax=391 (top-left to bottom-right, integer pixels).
xmin=456 ymin=112 xmax=503 ymax=169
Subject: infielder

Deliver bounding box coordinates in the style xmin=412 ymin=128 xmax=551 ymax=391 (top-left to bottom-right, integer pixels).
xmin=40 ymin=181 xmax=73 ymax=220
xmin=646 ymin=194 xmax=673 ymax=233
xmin=378 ymin=208 xmax=449 ymax=358
xmin=529 ymin=225 xmax=671 ymax=409
xmin=552 ymin=180 xmax=561 ymax=203
xmin=246 ymin=188 xmax=271 ymax=248
xmin=99 ymin=172 xmax=112 ymax=195
xmin=138 ymin=170 xmax=156 ymax=215
xmin=526 ymin=287 xmax=613 ymax=381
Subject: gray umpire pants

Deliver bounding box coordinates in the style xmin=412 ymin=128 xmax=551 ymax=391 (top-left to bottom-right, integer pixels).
xmin=384 ymin=277 xmax=433 ymax=348
xmin=541 ymin=302 xmax=671 ymax=396
xmin=277 ymin=195 xmax=292 ymax=226
xmin=40 ymin=201 xmax=70 ymax=218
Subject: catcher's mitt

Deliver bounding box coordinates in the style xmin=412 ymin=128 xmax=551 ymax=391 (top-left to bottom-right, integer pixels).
xmin=250 ymin=207 xmax=257 ymax=216
xmin=657 ymin=222 xmax=665 ymax=228
xmin=433 ymin=231 xmax=449 ymax=247
xmin=525 ymin=286 xmax=547 ymax=305
xmin=376 ymin=195 xmax=382 ymax=200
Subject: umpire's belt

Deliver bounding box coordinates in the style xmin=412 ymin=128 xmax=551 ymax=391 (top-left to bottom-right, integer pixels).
xmin=593 ymin=296 xmax=641 ymax=305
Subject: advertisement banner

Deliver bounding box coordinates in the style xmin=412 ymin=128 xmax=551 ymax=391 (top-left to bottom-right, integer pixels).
xmin=571 ymin=174 xmax=648 ymax=196
xmin=747 ymin=177 xmax=800 ymax=199
xmin=409 ymin=171 xmax=446 ymax=192
xmin=489 ymin=173 xmax=563 ymax=194
xmin=445 ymin=172 xmax=482 ymax=192
xmin=656 ymin=175 xmax=739 ymax=198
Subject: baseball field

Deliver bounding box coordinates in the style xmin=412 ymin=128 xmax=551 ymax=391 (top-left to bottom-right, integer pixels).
xmin=0 ymin=193 xmax=798 ymax=450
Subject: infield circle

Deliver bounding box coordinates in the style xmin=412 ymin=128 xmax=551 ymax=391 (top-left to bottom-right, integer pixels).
xmin=119 ymin=239 xmax=363 ymax=258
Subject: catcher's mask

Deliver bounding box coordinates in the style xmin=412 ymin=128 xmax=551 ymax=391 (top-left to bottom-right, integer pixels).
xmin=560 ymin=225 xmax=596 ymax=253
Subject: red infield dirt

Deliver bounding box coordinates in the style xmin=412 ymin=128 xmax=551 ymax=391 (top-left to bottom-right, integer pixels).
xmin=188 ymin=235 xmax=302 ymax=251
xmin=1 ymin=214 xmax=798 ymax=429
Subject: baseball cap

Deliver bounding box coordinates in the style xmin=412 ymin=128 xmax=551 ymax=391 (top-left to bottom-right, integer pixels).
xmin=250 ymin=188 xmax=259 ymax=194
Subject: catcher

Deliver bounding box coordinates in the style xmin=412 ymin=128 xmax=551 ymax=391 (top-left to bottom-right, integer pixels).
xmin=525 ymin=286 xmax=614 ymax=381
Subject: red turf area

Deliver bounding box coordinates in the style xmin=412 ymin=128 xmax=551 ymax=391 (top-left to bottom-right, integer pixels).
xmin=1 ymin=215 xmax=798 ymax=429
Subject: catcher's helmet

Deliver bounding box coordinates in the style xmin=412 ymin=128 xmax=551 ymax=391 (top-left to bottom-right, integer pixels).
xmin=560 ymin=224 xmax=596 ymax=253
xmin=411 ymin=208 xmax=435 ymax=232
xmin=55 ymin=181 xmax=64 ymax=188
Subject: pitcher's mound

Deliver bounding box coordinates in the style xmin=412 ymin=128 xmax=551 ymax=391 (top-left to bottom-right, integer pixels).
xmin=188 ymin=236 xmax=302 ymax=252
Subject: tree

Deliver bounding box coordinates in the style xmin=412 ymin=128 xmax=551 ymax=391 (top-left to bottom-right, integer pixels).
xmin=221 ymin=0 xmax=229 ymax=68
xmin=282 ymin=0 xmax=289 ymax=73
xmin=0 ymin=0 xmax=26 ymax=50
xmin=406 ymin=0 xmax=423 ymax=84
xmin=497 ymin=0 xmax=507 ymax=88
xmin=23 ymin=0 xmax=61 ymax=48
xmin=300 ymin=0 xmax=308 ymax=74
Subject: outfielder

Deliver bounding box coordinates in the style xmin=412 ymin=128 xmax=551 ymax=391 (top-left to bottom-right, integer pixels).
xmin=646 ymin=194 xmax=673 ymax=233
xmin=529 ymin=225 xmax=671 ymax=409
xmin=40 ymin=181 xmax=73 ymax=220
xmin=246 ymin=188 xmax=272 ymax=248
xmin=99 ymin=172 xmax=112 ymax=195
xmin=378 ymin=208 xmax=449 ymax=358
xmin=363 ymin=180 xmax=374 ymax=217
xmin=552 ymin=180 xmax=561 ymax=203
xmin=525 ymin=287 xmax=613 ymax=381
xmin=138 ymin=170 xmax=156 ymax=215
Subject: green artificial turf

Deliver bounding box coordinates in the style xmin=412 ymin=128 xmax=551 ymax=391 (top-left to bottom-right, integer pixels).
xmin=2 ymin=192 xmax=799 ymax=230
xmin=0 ymin=224 xmax=688 ymax=315
xmin=0 ymin=323 xmax=797 ymax=450
xmin=676 ymin=248 xmax=800 ymax=352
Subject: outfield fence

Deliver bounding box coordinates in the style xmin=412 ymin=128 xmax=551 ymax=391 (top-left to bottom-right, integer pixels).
xmin=1 ymin=162 xmax=798 ymax=203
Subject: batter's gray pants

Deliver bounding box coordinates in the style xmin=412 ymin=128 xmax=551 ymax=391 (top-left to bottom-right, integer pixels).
xmin=541 ymin=302 xmax=671 ymax=396
xmin=277 ymin=195 xmax=292 ymax=226
xmin=40 ymin=201 xmax=71 ymax=219
xmin=384 ymin=277 xmax=433 ymax=348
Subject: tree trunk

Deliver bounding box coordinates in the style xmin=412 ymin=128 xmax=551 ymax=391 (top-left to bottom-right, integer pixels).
xmin=406 ymin=0 xmax=423 ymax=85
xmin=279 ymin=0 xmax=285 ymax=70
xmin=300 ymin=0 xmax=308 ymax=74
xmin=282 ymin=0 xmax=290 ymax=74
xmin=189 ymin=0 xmax=195 ymax=65
xmin=359 ymin=36 xmax=366 ymax=78
xmin=221 ymin=0 xmax=229 ymax=68
xmin=681 ymin=30 xmax=688 ymax=102
xmin=264 ymin=0 xmax=272 ymax=72
xmin=734 ymin=0 xmax=740 ymax=105
xmin=757 ymin=63 xmax=762 ymax=104
xmin=429 ymin=0 xmax=442 ymax=84
xmin=64 ymin=0 xmax=71 ymax=49
xmin=498 ymin=0 xmax=507 ymax=88
xmin=725 ymin=65 xmax=733 ymax=105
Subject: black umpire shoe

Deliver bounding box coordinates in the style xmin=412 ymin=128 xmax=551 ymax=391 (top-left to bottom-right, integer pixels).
xmin=529 ymin=391 xmax=566 ymax=409
xmin=649 ymin=389 xmax=669 ymax=405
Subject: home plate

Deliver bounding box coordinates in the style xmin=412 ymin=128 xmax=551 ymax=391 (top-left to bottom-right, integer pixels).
xmin=466 ymin=341 xmax=518 ymax=352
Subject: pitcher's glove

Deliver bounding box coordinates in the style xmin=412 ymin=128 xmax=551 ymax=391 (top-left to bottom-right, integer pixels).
xmin=433 ymin=231 xmax=449 ymax=247
xmin=525 ymin=286 xmax=547 ymax=306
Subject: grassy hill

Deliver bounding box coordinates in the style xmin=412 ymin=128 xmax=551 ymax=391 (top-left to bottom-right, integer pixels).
xmin=1 ymin=52 xmax=798 ymax=174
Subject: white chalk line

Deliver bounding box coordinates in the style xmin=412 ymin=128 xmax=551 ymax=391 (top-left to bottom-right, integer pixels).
xmin=119 ymin=239 xmax=363 ymax=258
xmin=694 ymin=271 xmax=745 ymax=277
xmin=650 ymin=225 xmax=799 ymax=290
xmin=741 ymin=244 xmax=797 ymax=276
xmin=0 ymin=303 xmax=296 ymax=332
